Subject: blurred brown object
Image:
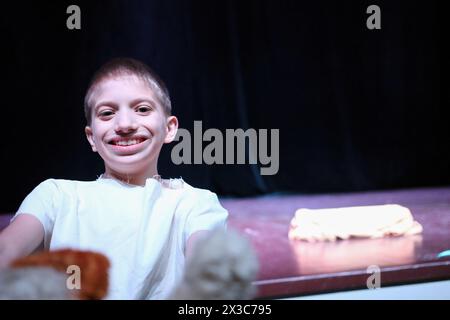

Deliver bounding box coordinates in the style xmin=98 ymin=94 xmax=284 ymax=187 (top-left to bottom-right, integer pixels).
xmin=11 ymin=249 xmax=110 ymax=299
xmin=289 ymin=204 xmax=423 ymax=242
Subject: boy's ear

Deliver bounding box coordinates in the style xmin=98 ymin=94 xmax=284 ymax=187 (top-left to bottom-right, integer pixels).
xmin=85 ymin=126 xmax=97 ymax=152
xmin=164 ymin=116 xmax=179 ymax=144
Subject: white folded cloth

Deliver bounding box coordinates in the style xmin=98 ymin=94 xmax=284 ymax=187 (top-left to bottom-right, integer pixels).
xmin=288 ymin=204 xmax=423 ymax=242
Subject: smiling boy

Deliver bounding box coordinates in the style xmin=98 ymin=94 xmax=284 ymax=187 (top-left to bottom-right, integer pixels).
xmin=84 ymin=58 xmax=177 ymax=186
xmin=0 ymin=58 xmax=228 ymax=299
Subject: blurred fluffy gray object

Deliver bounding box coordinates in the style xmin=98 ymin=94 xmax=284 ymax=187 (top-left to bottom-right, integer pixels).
xmin=0 ymin=267 xmax=74 ymax=300
xmin=170 ymin=229 xmax=259 ymax=300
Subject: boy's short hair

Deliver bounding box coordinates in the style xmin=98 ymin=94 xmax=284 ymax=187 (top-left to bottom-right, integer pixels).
xmin=84 ymin=58 xmax=172 ymax=125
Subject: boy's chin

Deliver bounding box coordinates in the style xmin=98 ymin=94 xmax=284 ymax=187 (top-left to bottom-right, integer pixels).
xmin=105 ymin=161 xmax=154 ymax=176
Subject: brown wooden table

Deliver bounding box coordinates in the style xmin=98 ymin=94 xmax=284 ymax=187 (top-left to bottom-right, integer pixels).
xmin=222 ymin=187 xmax=450 ymax=298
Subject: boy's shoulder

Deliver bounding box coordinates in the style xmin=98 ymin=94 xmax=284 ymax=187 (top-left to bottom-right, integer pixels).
xmin=166 ymin=179 xmax=219 ymax=202
xmin=38 ymin=178 xmax=98 ymax=187
xmin=169 ymin=180 xmax=227 ymax=217
xmin=34 ymin=178 xmax=102 ymax=194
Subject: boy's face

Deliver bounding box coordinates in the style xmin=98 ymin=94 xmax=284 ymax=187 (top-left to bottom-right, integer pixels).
xmin=85 ymin=75 xmax=178 ymax=177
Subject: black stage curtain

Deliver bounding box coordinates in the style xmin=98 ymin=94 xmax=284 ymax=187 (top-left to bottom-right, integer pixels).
xmin=1 ymin=0 xmax=448 ymax=212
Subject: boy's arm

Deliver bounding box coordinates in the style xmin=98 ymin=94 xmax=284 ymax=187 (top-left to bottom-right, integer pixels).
xmin=0 ymin=214 xmax=44 ymax=269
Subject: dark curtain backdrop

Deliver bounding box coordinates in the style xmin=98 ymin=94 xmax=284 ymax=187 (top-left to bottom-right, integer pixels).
xmin=1 ymin=0 xmax=448 ymax=212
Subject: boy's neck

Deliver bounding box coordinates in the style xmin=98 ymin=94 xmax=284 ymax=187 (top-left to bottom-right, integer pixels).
xmin=103 ymin=169 xmax=159 ymax=187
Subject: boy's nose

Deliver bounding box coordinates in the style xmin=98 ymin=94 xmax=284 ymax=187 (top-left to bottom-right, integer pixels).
xmin=114 ymin=110 xmax=138 ymax=133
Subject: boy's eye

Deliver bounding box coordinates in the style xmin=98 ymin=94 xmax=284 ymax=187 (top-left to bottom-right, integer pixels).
xmin=99 ymin=110 xmax=114 ymax=117
xmin=136 ymin=105 xmax=152 ymax=113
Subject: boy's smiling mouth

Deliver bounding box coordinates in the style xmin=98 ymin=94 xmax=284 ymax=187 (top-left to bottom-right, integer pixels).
xmin=107 ymin=136 xmax=150 ymax=155
xmin=108 ymin=136 xmax=148 ymax=146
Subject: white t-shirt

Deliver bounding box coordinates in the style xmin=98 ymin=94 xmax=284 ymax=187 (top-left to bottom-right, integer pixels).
xmin=13 ymin=176 xmax=228 ymax=300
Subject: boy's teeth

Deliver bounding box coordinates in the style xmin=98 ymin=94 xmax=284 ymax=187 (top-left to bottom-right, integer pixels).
xmin=116 ymin=139 xmax=139 ymax=146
